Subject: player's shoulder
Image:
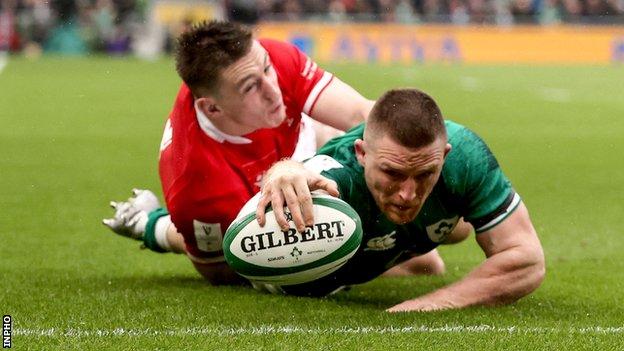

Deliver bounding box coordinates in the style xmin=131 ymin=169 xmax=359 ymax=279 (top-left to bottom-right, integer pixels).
xmin=162 ymin=129 xmax=229 ymax=192
xmin=445 ymin=120 xmax=498 ymax=168
xmin=172 ymin=83 xmax=193 ymax=108
xmin=442 ymin=120 xmax=501 ymax=192
xmin=311 ymin=124 xmax=365 ymax=189
xmin=169 ymin=83 xmax=196 ymax=124
xmin=259 ymin=38 xmax=292 ymax=50
xmin=259 ymin=38 xmax=299 ymax=66
xmin=259 ymin=38 xmax=298 ymax=56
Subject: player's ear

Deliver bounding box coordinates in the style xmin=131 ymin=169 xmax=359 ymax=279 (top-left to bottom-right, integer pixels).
xmin=196 ymin=97 xmax=221 ymax=118
xmin=444 ymin=143 xmax=452 ymax=159
xmin=354 ymin=139 xmax=366 ymax=167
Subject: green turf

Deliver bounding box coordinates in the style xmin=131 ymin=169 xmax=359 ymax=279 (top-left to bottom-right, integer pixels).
xmin=1 ymin=56 xmax=623 ymax=349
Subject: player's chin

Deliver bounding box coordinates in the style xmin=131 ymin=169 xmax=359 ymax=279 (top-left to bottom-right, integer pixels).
xmin=386 ymin=206 xmax=419 ymax=224
xmin=264 ymin=111 xmax=286 ymax=128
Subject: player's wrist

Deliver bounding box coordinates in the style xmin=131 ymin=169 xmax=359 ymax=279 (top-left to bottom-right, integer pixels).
xmin=143 ymin=208 xmax=171 ymax=253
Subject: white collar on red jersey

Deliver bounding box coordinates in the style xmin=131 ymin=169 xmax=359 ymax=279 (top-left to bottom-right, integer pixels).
xmin=194 ymin=101 xmax=252 ymax=144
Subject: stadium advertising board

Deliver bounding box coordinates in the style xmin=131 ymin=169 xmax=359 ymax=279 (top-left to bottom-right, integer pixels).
xmin=256 ymin=23 xmax=624 ymax=64
xmin=152 ymin=0 xmax=223 ymax=25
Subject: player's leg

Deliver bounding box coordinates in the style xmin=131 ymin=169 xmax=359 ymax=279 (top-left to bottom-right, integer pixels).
xmin=164 ymin=223 xmax=186 ymax=253
xmin=383 ymin=249 xmax=446 ymax=277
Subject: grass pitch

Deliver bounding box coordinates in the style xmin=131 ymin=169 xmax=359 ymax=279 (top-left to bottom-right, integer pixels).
xmin=1 ymin=56 xmax=623 ymax=349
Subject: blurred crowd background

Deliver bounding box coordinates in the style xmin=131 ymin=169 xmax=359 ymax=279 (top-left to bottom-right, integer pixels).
xmin=231 ymin=0 xmax=624 ymax=23
xmin=1 ymin=0 xmax=623 ymax=56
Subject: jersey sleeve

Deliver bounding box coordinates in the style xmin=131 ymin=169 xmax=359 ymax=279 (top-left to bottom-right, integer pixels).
xmin=443 ymin=123 xmax=521 ymax=233
xmin=260 ymin=39 xmax=334 ymax=116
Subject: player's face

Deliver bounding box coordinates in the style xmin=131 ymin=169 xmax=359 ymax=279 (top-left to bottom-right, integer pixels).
xmin=215 ymin=41 xmax=286 ymax=134
xmin=356 ymin=133 xmax=451 ymax=225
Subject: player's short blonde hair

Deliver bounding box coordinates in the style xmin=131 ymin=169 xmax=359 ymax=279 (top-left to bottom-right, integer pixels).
xmin=366 ymin=88 xmax=447 ymax=148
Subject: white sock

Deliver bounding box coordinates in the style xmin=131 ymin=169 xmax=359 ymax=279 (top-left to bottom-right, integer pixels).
xmin=154 ymin=215 xmax=172 ymax=251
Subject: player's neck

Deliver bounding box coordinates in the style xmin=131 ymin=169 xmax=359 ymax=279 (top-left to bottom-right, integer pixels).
xmin=195 ymin=103 xmax=253 ymax=143
xmin=210 ymin=117 xmax=255 ymax=136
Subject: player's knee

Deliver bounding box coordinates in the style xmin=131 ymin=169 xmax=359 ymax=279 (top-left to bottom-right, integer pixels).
xmin=406 ymin=250 xmax=446 ymax=276
xmin=425 ymin=251 xmax=446 ymax=275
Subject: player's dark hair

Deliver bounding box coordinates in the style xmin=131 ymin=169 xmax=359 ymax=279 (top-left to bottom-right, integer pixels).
xmin=175 ymin=20 xmax=253 ymax=97
xmin=367 ymin=88 xmax=446 ymax=148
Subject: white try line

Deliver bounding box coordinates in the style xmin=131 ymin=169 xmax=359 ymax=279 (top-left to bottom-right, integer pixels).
xmin=13 ymin=325 xmax=624 ymax=337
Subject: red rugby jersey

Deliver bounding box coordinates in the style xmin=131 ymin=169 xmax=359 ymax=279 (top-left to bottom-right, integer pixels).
xmin=158 ymin=39 xmax=334 ymax=261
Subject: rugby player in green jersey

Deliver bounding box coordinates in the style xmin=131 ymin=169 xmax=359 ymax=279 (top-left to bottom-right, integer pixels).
xmin=257 ymin=88 xmax=545 ymax=312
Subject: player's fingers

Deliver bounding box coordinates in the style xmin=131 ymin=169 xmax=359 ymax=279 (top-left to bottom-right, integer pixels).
xmin=293 ymin=180 xmax=314 ymax=228
xmin=324 ymin=178 xmax=340 ymax=197
xmin=310 ymin=175 xmax=339 ymax=197
xmin=116 ymin=202 xmax=132 ymax=219
xmin=124 ymin=203 xmax=141 ymax=216
xmin=270 ymin=189 xmax=289 ymax=231
xmin=102 ymin=218 xmax=117 ymax=229
xmin=109 ymin=201 xmax=118 ymax=209
xmin=255 ymin=191 xmax=272 ymax=227
xmin=126 ymin=212 xmax=140 ymax=227
xmin=283 ymin=186 xmax=306 ymax=232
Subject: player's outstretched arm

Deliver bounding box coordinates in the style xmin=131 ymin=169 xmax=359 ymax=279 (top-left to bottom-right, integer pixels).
xmin=256 ymin=159 xmax=339 ymax=233
xmin=310 ymin=77 xmax=376 ymax=131
xmin=387 ymin=202 xmax=545 ymax=312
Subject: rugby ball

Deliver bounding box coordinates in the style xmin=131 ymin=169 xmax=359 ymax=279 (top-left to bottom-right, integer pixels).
xmin=223 ymin=192 xmax=362 ymax=286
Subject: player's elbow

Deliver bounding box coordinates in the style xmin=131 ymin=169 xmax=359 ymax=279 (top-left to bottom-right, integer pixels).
xmin=525 ymin=243 xmax=546 ymax=294
xmin=503 ymin=244 xmax=546 ymax=304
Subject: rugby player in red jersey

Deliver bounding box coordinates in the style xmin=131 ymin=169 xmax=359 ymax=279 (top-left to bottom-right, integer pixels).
xmin=103 ymin=21 xmax=446 ymax=284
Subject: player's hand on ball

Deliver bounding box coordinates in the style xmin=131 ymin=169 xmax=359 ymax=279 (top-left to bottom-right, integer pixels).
xmin=102 ymin=188 xmax=161 ymax=240
xmin=256 ymin=160 xmax=339 ymax=233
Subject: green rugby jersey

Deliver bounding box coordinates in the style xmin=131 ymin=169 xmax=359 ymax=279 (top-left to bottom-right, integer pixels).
xmin=282 ymin=121 xmax=520 ymax=296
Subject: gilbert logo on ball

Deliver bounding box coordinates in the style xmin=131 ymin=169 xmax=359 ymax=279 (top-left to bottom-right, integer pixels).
xmin=223 ymin=193 xmax=363 ymax=286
